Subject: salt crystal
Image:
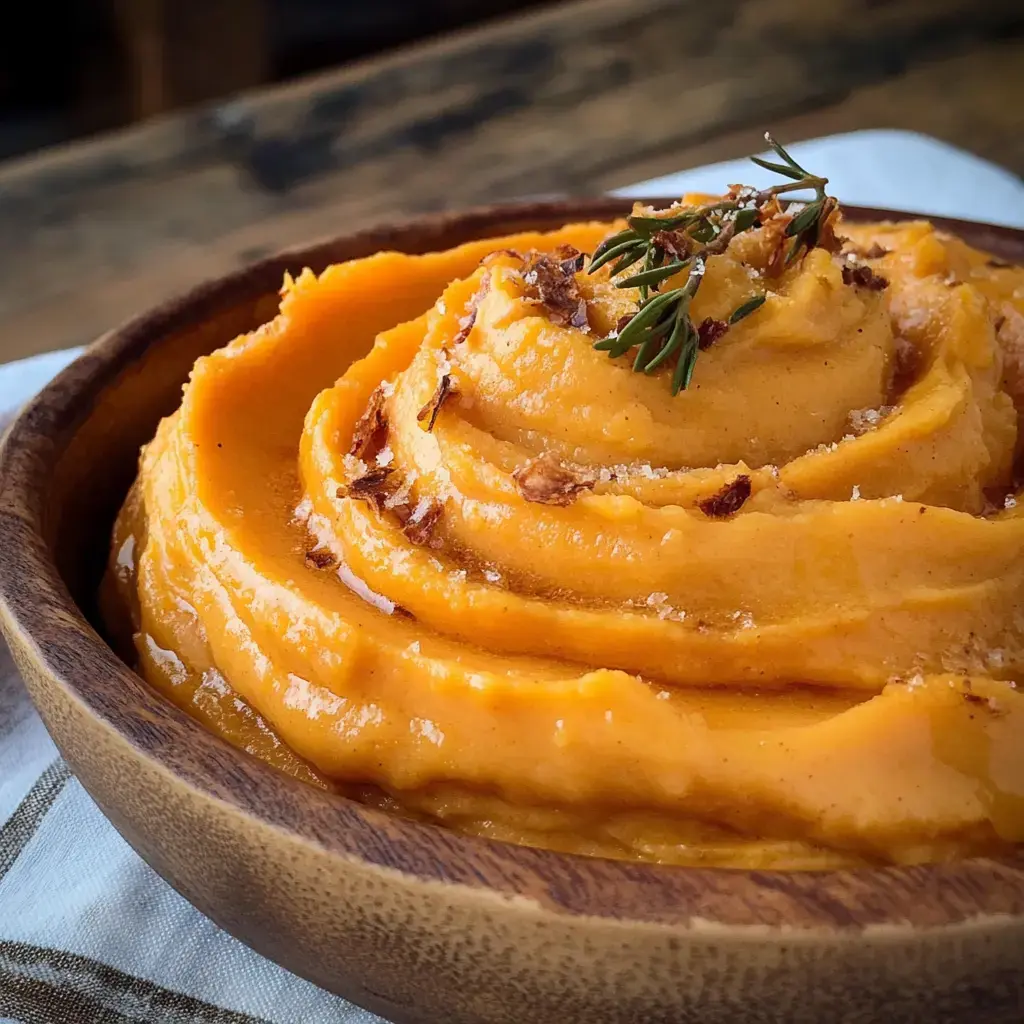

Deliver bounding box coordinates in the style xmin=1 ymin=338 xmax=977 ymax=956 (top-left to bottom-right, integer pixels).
xmin=483 ymin=569 xmax=502 ymax=584
xmin=851 ymin=485 xmax=861 ymax=500
xmin=656 ymin=690 xmax=671 ymax=700
xmin=645 ymin=592 xmax=678 ymax=620
xmin=380 ymin=379 xmax=396 ymax=398
xmin=848 ymin=405 xmax=896 ymax=435
xmin=409 ymin=497 xmax=433 ymax=523
xmin=375 ymin=447 xmax=394 ymax=467
xmin=1006 ymin=495 xmax=1018 ymax=509
xmin=343 ymin=454 xmax=369 ymax=477
xmin=408 ymin=640 xmax=421 ymax=654
xmin=383 ymin=480 xmax=412 ymax=509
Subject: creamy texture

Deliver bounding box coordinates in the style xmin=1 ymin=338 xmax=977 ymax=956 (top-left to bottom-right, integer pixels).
xmin=103 ymin=209 xmax=1024 ymax=869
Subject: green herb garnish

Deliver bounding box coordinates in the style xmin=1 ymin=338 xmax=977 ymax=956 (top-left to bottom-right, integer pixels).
xmin=589 ymin=133 xmax=837 ymax=394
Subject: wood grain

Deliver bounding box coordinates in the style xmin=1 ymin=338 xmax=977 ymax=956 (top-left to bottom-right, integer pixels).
xmin=1 ymin=198 xmax=1023 ymax=1024
xmin=0 ymin=0 xmax=1021 ymax=362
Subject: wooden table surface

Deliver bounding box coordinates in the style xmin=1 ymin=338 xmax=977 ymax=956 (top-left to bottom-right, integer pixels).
xmin=0 ymin=0 xmax=1021 ymax=362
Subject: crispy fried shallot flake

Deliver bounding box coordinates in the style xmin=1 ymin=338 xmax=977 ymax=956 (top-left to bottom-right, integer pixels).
xmin=403 ymin=500 xmax=444 ymax=547
xmin=349 ymin=386 xmax=389 ymax=458
xmin=697 ymin=475 xmax=752 ymax=518
xmin=815 ymin=197 xmax=844 ymax=255
xmin=652 ymin=230 xmax=692 ymax=260
xmin=417 ymin=373 xmax=459 ymax=432
xmin=555 ymin=244 xmax=586 ymax=273
xmin=522 ymin=251 xmax=590 ymax=332
xmin=453 ymin=270 xmax=491 ymax=345
xmin=697 ymin=318 xmax=728 ymax=350
xmin=304 ymin=549 xmax=337 ymax=570
xmin=338 ymin=467 xmax=394 ymax=509
xmin=514 ymin=452 xmax=594 ymax=506
xmin=758 ymin=198 xmax=791 ymax=278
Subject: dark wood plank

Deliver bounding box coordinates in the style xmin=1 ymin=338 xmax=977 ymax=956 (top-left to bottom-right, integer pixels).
xmin=596 ymin=37 xmax=1024 ymax=194
xmin=110 ymin=0 xmax=270 ymax=120
xmin=0 ymin=0 xmax=1021 ymax=361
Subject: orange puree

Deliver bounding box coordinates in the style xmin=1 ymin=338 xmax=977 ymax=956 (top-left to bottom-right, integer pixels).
xmin=102 ymin=209 xmax=1024 ymax=869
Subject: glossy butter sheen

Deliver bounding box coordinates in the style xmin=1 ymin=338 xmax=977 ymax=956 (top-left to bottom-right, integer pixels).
xmin=103 ymin=213 xmax=1024 ymax=868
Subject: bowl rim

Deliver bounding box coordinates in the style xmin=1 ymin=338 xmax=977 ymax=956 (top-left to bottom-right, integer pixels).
xmin=2 ymin=196 xmax=1023 ymax=933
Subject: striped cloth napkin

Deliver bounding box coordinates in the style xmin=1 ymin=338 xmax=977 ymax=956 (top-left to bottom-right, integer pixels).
xmin=2 ymin=131 xmax=1022 ymax=1024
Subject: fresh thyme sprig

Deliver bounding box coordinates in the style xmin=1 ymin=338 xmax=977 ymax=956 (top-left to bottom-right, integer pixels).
xmin=588 ymin=132 xmax=836 ymax=394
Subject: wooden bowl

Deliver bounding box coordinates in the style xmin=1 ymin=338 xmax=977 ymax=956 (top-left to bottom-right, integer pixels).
xmin=1 ymin=200 xmax=1023 ymax=1024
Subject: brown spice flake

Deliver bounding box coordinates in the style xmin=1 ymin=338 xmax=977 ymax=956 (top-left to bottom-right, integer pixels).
xmin=844 ymin=241 xmax=890 ymax=260
xmin=698 ymin=475 xmax=752 ymax=519
xmin=392 ymin=604 xmax=416 ymax=620
xmin=522 ymin=252 xmax=590 ymax=332
xmin=403 ymin=501 xmax=444 ymax=547
xmin=349 ymin=386 xmax=389 ymax=458
xmin=697 ymin=318 xmax=729 ymax=351
xmin=962 ymin=689 xmax=1007 ymax=717
xmin=987 ymin=258 xmax=1013 ymax=269
xmin=514 ymin=452 xmax=594 ymax=506
xmin=417 ymin=372 xmax=459 ymax=432
xmin=304 ymin=549 xmax=337 ymax=570
xmin=890 ymin=336 xmax=922 ymax=398
xmin=842 ymin=264 xmax=889 ymax=291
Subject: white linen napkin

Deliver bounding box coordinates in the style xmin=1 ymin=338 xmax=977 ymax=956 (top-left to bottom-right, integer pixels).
xmin=1 ymin=130 xmax=1022 ymax=1024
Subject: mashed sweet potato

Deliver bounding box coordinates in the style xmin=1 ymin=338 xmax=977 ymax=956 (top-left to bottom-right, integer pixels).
xmin=102 ymin=204 xmax=1024 ymax=869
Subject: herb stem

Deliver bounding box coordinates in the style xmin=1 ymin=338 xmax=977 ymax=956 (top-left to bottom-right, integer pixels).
xmin=586 ymin=131 xmax=834 ymax=394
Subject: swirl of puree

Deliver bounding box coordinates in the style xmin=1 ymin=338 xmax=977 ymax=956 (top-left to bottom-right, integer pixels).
xmin=104 ymin=141 xmax=1024 ymax=870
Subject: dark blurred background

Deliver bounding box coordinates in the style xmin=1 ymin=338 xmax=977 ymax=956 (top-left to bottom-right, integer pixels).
xmin=0 ymin=0 xmax=1021 ymax=363
xmin=0 ymin=0 xmax=555 ymax=161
